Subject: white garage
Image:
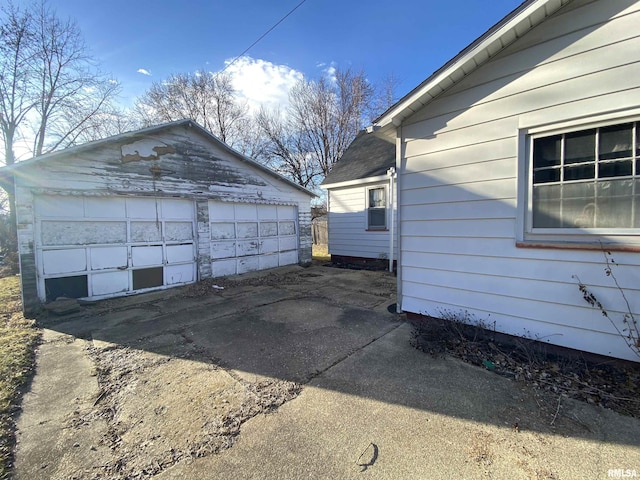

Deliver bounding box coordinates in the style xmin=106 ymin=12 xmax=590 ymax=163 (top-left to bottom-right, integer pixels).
xmin=35 ymin=195 xmax=196 ymax=301
xmin=0 ymin=120 xmax=314 ymax=312
xmin=209 ymin=201 xmax=300 ymax=277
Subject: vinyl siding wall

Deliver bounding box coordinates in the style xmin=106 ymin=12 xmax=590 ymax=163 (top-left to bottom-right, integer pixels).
xmin=327 ymin=181 xmax=398 ymax=261
xmin=399 ymin=0 xmax=640 ymax=360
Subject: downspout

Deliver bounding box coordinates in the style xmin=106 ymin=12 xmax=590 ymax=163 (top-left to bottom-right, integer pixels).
xmin=395 ymin=125 xmax=403 ymax=314
xmin=387 ymin=166 xmax=396 ymax=272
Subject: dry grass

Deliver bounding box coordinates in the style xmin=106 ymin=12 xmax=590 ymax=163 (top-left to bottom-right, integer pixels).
xmin=312 ymin=244 xmax=330 ymax=263
xmin=0 ymin=276 xmax=39 ymax=479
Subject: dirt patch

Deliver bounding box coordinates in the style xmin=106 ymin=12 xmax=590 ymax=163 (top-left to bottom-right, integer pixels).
xmin=69 ymin=343 xmax=300 ymax=479
xmin=411 ymin=316 xmax=640 ymax=419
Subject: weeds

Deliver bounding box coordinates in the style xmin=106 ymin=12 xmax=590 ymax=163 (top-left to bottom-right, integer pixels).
xmin=0 ymin=276 xmax=40 ymax=479
xmin=573 ymin=250 xmax=639 ymax=360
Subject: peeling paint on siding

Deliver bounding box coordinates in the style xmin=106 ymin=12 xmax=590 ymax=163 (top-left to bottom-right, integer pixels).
xmin=121 ymin=139 xmax=176 ymax=162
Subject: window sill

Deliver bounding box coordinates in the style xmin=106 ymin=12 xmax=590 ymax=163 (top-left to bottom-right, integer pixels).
xmin=516 ymin=241 xmax=640 ymax=253
xmin=366 ymin=228 xmax=388 ymax=232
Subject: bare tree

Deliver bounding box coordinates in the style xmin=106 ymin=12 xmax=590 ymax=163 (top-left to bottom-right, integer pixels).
xmin=134 ymin=70 xmax=249 ymax=148
xmin=30 ymin=2 xmax=119 ymax=155
xmin=256 ymin=106 xmax=318 ymax=188
xmin=0 ymin=0 xmax=119 ymax=259
xmin=257 ymin=67 xmax=375 ymax=190
xmin=0 ymin=2 xmax=35 ymax=167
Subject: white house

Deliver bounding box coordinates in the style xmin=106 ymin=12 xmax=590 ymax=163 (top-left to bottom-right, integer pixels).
xmin=321 ymin=131 xmax=398 ymax=270
xmin=0 ymin=120 xmax=314 ymax=313
xmin=370 ymin=0 xmax=640 ymax=361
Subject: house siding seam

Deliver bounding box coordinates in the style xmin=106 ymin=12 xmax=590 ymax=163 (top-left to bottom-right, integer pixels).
xmin=397 ymin=0 xmax=640 ymax=361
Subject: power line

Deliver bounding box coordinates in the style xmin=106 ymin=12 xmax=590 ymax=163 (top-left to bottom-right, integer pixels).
xmin=220 ymin=0 xmax=308 ymax=74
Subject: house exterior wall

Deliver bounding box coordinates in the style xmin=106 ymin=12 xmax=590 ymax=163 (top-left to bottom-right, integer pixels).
xmin=398 ymin=0 xmax=640 ymax=360
xmin=12 ymin=124 xmax=311 ymax=312
xmin=327 ymin=180 xmax=398 ymax=262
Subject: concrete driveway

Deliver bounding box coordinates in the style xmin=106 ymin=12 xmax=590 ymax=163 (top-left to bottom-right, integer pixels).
xmin=13 ymin=265 xmax=640 ymax=479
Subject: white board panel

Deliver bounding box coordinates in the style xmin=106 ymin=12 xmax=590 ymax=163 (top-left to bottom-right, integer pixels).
xmin=36 ymin=195 xmax=84 ymax=218
xmin=211 ymin=259 xmax=237 ymax=277
xmin=259 ymin=222 xmax=278 ymax=237
xmin=131 ymin=245 xmax=163 ymax=266
xmin=235 ymin=203 xmax=257 ymax=220
xmin=90 ymin=246 xmax=128 ymax=270
xmin=238 ymin=256 xmax=259 ymax=274
xmin=211 ymin=223 xmax=235 ymax=240
xmin=166 ymin=244 xmax=193 ymax=264
xmin=237 ymin=222 xmax=258 ymax=239
xmin=131 ymin=221 xmax=162 ymax=242
xmin=260 ymin=238 xmax=279 ymax=254
xmin=165 ymin=222 xmax=193 ymax=241
xmin=279 ymin=237 xmax=298 ymax=252
xmin=165 ymin=264 xmax=194 ymax=285
xmin=279 ymin=221 xmax=296 ymax=235
xmin=279 ymin=250 xmax=298 ymax=266
xmin=258 ymin=204 xmax=277 ymax=219
xmin=127 ymin=198 xmax=161 ymax=219
xmin=259 ymin=254 xmax=279 ymax=270
xmin=162 ymin=199 xmax=193 ymax=219
xmin=209 ymin=201 xmax=235 ymax=220
xmin=41 ymin=221 xmax=127 ymax=246
xmin=277 ymin=205 xmax=296 ymax=220
xmin=84 ymin=197 xmax=126 ymax=218
xmin=211 ymin=241 xmax=236 ymax=259
xmin=91 ymin=271 xmax=129 ymax=296
xmin=42 ymin=249 xmax=87 ymax=275
xmin=237 ymin=239 xmax=259 ymax=256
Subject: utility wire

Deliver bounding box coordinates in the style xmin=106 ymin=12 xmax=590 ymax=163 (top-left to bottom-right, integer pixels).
xmin=219 ymin=0 xmax=308 ymax=74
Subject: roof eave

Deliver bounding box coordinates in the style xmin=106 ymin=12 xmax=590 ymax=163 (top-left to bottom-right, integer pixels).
xmin=373 ymin=0 xmax=571 ymax=130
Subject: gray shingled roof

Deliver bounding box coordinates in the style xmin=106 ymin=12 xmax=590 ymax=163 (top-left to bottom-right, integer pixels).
xmin=321 ymin=130 xmax=395 ymax=186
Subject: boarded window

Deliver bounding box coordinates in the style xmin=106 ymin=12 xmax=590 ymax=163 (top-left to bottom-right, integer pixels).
xmin=132 ymin=267 xmax=164 ymax=290
xmin=45 ymin=275 xmax=88 ymax=302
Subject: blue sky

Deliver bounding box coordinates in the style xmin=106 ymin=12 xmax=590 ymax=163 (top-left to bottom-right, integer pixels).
xmin=19 ymin=0 xmax=525 ymax=108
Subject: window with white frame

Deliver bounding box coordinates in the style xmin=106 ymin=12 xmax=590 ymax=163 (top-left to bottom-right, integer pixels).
xmin=530 ymin=121 xmax=639 ymax=230
xmin=367 ymin=187 xmax=387 ymax=229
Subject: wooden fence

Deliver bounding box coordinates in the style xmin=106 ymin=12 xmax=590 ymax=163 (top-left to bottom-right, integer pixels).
xmin=311 ymin=219 xmax=327 ymax=245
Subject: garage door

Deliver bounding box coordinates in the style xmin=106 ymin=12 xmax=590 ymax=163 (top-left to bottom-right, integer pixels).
xmin=209 ymin=201 xmax=298 ymax=276
xmin=35 ymin=195 xmax=196 ymax=301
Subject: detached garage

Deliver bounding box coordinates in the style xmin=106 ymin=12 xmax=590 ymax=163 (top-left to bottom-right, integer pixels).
xmin=0 ymin=120 xmax=314 ymax=313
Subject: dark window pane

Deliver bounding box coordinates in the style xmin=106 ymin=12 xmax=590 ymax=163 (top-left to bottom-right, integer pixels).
xmin=533 ymin=135 xmax=561 ymax=168
xmin=565 ymin=129 xmax=595 ymax=164
xmin=599 ymin=160 xmax=632 ymax=178
xmin=599 ymin=123 xmax=632 ymax=160
xmin=133 ymin=267 xmax=164 ymax=290
xmin=564 ymin=164 xmax=594 ymax=181
xmin=533 ymin=168 xmax=560 ymax=184
xmin=45 ymin=275 xmax=88 ymax=302
xmin=368 ymin=208 xmax=386 ymax=228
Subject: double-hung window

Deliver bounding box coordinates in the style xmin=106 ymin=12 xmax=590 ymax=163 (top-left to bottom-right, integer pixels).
xmin=530 ymin=121 xmax=639 ymax=233
xmin=367 ymin=187 xmax=387 ymax=230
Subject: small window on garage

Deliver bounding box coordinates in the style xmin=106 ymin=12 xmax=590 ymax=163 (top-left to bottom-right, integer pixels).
xmin=132 ymin=267 xmax=164 ymax=290
xmin=367 ymin=187 xmax=387 ymax=230
xmin=45 ymin=275 xmax=88 ymax=302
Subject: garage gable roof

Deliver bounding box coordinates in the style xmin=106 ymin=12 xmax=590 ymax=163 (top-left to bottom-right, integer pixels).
xmin=321 ymin=130 xmax=395 ymax=188
xmin=0 ymin=119 xmax=316 ymax=197
xmin=372 ymin=0 xmax=572 ymax=137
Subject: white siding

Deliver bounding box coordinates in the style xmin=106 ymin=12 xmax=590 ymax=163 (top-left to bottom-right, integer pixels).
xmin=399 ymin=0 xmax=640 ymax=361
xmin=327 ymin=181 xmax=398 ymax=261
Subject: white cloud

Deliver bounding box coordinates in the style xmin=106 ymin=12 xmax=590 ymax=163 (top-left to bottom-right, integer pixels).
xmin=137 ymin=68 xmax=152 ymax=76
xmin=223 ymin=56 xmax=303 ymax=113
